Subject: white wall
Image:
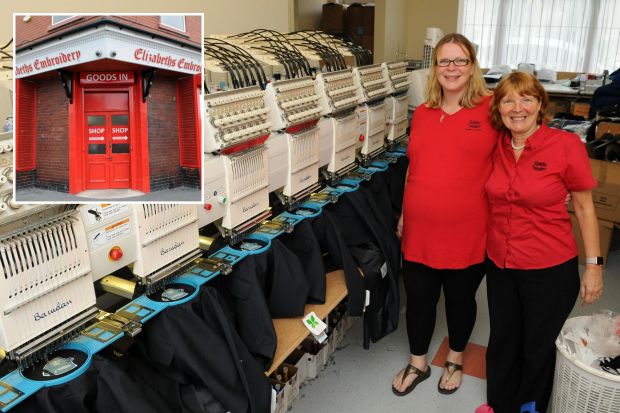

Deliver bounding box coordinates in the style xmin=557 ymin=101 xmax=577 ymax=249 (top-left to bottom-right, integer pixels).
xmin=406 ymin=0 xmax=459 ymax=60
xmin=293 ymin=0 xmax=323 ymax=31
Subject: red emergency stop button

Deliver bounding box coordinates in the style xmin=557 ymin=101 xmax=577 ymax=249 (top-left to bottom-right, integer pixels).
xmin=204 ymin=203 xmax=213 ymax=211
xmin=109 ymin=246 xmax=123 ymax=261
xmin=359 ymin=134 xmax=365 ymax=142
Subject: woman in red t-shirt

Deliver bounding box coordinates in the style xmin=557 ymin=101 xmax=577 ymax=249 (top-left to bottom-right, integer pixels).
xmin=484 ymin=72 xmax=603 ymax=413
xmin=392 ymin=33 xmax=498 ymax=396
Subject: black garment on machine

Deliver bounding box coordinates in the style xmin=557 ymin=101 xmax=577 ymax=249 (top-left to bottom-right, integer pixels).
xmin=588 ymin=68 xmax=620 ymax=119
xmin=308 ymin=209 xmax=366 ymax=316
xmin=278 ymin=219 xmax=326 ymax=304
xmin=210 ymin=254 xmax=278 ymax=370
xmin=327 ymin=173 xmax=401 ymax=348
xmin=135 ymin=286 xmax=271 ymax=413
xmin=14 ymin=354 xmax=174 ymax=413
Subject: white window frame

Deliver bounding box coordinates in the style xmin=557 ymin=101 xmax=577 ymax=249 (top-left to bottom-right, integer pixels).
xmin=160 ymin=15 xmax=186 ymax=32
xmin=51 ymin=15 xmax=75 ymax=25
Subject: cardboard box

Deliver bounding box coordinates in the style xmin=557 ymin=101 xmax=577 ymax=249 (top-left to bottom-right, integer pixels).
xmin=269 ymin=378 xmax=289 ymax=413
xmin=301 ymin=337 xmax=328 ymax=378
xmin=278 ymin=364 xmax=299 ymax=409
xmin=588 ymin=159 xmax=620 ymax=223
xmin=595 ymin=121 xmax=620 ymax=139
xmin=571 ymin=101 xmax=590 ymax=118
xmin=570 ymin=213 xmax=614 ymax=265
xmin=284 ymin=349 xmax=307 ymax=386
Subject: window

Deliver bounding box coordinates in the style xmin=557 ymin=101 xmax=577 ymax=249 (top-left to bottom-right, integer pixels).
xmin=51 ymin=15 xmax=75 ymax=25
xmin=459 ymin=0 xmax=620 ymax=73
xmin=160 ymin=15 xmax=186 ymax=32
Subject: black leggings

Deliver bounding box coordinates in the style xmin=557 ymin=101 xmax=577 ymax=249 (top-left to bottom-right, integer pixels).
xmin=486 ymin=257 xmax=579 ymax=413
xmin=402 ymin=260 xmax=485 ymax=356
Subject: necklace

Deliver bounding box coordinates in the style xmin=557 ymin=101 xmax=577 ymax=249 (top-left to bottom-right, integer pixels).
xmin=440 ymin=109 xmax=446 ymax=122
xmin=511 ymin=138 xmax=525 ymax=150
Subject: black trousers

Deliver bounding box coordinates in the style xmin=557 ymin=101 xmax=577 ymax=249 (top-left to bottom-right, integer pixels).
xmin=403 ymin=260 xmax=485 ymax=355
xmin=486 ymin=257 xmax=579 ymax=413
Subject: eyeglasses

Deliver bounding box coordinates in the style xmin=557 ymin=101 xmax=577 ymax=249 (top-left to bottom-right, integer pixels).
xmin=437 ymin=58 xmax=470 ymax=67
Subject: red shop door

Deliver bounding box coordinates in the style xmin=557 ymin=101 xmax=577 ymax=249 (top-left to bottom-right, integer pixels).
xmin=86 ymin=113 xmax=131 ymax=189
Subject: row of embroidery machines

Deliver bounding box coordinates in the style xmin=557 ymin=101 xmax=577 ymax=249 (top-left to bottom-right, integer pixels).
xmin=0 ymin=31 xmax=414 ymax=410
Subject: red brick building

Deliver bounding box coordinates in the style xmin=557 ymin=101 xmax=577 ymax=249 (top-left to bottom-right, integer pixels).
xmin=15 ymin=15 xmax=202 ymax=194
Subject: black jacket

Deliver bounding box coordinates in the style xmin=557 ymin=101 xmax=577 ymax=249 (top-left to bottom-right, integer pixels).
xmin=135 ymin=286 xmax=271 ymax=413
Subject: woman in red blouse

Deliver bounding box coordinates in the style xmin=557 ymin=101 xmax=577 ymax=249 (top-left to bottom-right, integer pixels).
xmin=485 ymin=72 xmax=604 ymax=413
xmin=392 ymin=34 xmax=498 ymax=396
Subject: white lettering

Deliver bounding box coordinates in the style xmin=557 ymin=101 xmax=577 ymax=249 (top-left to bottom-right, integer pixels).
xmin=89 ymin=128 xmax=105 ymax=134
xmin=112 ymin=127 xmax=128 ymax=133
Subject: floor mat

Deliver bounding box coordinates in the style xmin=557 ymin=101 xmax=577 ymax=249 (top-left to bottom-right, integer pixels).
xmin=431 ymin=337 xmax=487 ymax=380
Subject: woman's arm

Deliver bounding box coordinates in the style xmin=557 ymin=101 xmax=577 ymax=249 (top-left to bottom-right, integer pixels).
xmin=396 ymin=165 xmax=409 ymax=238
xmin=572 ymin=190 xmax=604 ymax=305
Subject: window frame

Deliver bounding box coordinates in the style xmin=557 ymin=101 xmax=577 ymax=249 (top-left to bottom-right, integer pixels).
xmin=160 ymin=15 xmax=186 ymax=33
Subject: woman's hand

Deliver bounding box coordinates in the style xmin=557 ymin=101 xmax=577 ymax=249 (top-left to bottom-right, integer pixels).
xmin=396 ymin=213 xmax=403 ymax=239
xmin=580 ymin=265 xmax=604 ymax=305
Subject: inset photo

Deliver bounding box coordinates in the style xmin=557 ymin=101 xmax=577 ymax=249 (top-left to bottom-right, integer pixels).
xmin=13 ymin=14 xmax=203 ymax=203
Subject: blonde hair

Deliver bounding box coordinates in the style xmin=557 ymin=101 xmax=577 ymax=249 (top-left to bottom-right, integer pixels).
xmin=489 ymin=71 xmax=551 ymax=132
xmin=425 ymin=33 xmax=490 ymax=109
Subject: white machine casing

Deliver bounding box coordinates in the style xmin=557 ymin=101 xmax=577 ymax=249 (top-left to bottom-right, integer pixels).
xmin=263 ymin=78 xmax=321 ymax=200
xmin=382 ymin=61 xmax=411 ymax=142
xmin=352 ymin=64 xmax=389 ymax=157
xmin=201 ymin=154 xmax=228 ymax=228
xmin=318 ymin=113 xmax=358 ymax=174
xmin=315 ymin=69 xmax=360 ymax=116
xmin=263 ymin=77 xmax=322 ymax=131
xmin=220 ymin=145 xmax=270 ymax=231
xmin=355 ymin=103 xmax=387 ymax=156
xmin=131 ymin=204 xmax=199 ymax=278
xmin=352 ymin=64 xmax=389 ymax=103
xmin=79 ymin=204 xmax=138 ymax=281
xmin=408 ymin=68 xmax=430 ymax=108
xmin=204 ymin=86 xmax=272 ymax=153
xmin=283 ymin=126 xmax=319 ymax=197
xmin=0 ymin=208 xmax=96 ymax=354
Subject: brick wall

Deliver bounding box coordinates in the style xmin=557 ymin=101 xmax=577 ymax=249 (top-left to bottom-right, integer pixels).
xmin=15 ymin=170 xmax=36 ymax=189
xmin=180 ymin=166 xmax=201 ymax=188
xmin=148 ymin=76 xmax=182 ymax=191
xmin=34 ymin=76 xmax=70 ymax=192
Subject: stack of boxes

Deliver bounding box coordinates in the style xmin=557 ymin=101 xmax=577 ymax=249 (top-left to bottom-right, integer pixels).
xmin=569 ymin=121 xmax=620 ymax=264
xmin=270 ymin=302 xmax=355 ymax=413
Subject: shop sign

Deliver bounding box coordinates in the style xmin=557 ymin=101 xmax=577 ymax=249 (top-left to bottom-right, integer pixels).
xmin=88 ymin=126 xmax=105 ymax=142
xmin=112 ymin=126 xmax=129 ymax=141
xmin=133 ymin=48 xmax=201 ymax=73
xmin=80 ymin=72 xmax=134 ymax=85
xmin=15 ymin=50 xmax=82 ymax=76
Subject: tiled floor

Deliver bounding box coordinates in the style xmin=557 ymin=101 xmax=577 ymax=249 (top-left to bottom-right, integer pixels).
xmin=292 ymin=249 xmax=620 ymax=413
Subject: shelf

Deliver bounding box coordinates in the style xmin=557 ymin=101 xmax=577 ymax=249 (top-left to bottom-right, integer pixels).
xmin=266 ymin=270 xmax=348 ymax=376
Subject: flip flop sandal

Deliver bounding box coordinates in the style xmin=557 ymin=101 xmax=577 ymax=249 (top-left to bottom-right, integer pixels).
xmin=391 ymin=363 xmax=431 ymax=396
xmin=437 ymin=361 xmax=463 ymax=395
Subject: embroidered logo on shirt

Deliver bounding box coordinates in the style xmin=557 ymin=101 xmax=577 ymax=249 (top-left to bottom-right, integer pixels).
xmin=533 ymin=161 xmax=547 ymax=171
xmin=466 ymin=120 xmax=482 ymax=131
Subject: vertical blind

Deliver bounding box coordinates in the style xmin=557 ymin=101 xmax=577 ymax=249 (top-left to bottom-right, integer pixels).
xmin=460 ymin=0 xmax=620 ymax=73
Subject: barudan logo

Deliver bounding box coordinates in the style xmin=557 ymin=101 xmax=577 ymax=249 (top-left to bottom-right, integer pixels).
xmin=161 ymin=240 xmax=185 ymax=256
xmin=34 ymin=300 xmax=73 ymax=322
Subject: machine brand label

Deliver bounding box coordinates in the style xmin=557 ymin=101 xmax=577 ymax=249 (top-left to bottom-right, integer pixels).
xmin=299 ymin=174 xmax=311 ymax=183
xmin=161 ymin=240 xmax=185 ymax=256
xmin=34 ymin=300 xmax=73 ymax=322
xmin=242 ymin=202 xmax=259 ymax=213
